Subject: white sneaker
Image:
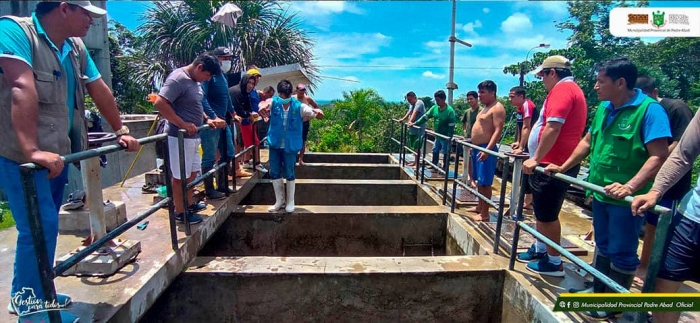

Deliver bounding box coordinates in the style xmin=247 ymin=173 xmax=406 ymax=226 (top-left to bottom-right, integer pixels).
xmin=255 ymin=164 xmax=268 ymax=173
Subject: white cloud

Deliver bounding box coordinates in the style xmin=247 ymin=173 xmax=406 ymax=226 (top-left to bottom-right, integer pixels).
xmin=462 ymin=20 xmax=482 ymax=34
xmin=511 ymin=1 xmax=568 ymax=18
xmin=483 ymin=7 xmax=490 ymax=14
xmin=423 ymin=71 xmax=445 ymax=80
xmin=290 ymin=1 xmax=364 ymax=16
xmin=312 ymin=32 xmax=392 ymax=65
xmin=501 ymin=13 xmax=533 ymax=34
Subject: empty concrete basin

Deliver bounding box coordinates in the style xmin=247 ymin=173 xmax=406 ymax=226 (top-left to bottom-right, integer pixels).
xmin=142 ymin=256 xmax=508 ymax=323
xmin=199 ymin=206 xmax=450 ymax=257
xmin=241 ymin=179 xmax=438 ymax=206
xmin=303 ymin=153 xmax=392 ymax=164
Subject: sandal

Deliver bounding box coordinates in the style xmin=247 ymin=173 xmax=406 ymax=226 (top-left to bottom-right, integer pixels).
xmin=142 ymin=184 xmax=158 ymax=194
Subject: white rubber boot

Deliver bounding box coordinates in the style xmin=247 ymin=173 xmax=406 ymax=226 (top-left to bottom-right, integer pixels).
xmin=267 ymin=179 xmax=286 ymax=212
xmin=285 ymin=180 xmax=296 ymax=213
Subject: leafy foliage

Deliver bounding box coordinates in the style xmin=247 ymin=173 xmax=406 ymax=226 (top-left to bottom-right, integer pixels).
xmin=135 ymin=0 xmax=318 ymax=91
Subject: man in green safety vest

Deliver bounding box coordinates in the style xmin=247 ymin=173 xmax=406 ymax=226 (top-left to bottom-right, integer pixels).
xmin=545 ymin=57 xmax=671 ymax=320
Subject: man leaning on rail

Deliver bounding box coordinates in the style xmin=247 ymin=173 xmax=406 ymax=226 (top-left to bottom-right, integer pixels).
xmin=545 ymin=57 xmax=670 ymax=320
xmin=632 ymin=108 xmax=700 ymax=323
xmin=0 ymin=1 xmax=139 ymax=322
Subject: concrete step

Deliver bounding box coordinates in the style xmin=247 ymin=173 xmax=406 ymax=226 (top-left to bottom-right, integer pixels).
xmin=233 ymin=205 xmax=448 ymax=215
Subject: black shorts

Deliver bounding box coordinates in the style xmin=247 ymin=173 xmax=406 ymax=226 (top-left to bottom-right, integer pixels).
xmin=522 ymin=174 xmax=532 ymax=194
xmin=302 ymin=121 xmax=310 ymax=142
xmin=658 ymin=213 xmax=700 ymax=283
xmin=529 ymin=164 xmax=580 ymax=223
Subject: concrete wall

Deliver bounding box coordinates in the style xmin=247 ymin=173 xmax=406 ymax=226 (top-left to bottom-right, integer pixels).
xmin=142 ymin=270 xmax=505 ymax=323
xmin=303 ymin=153 xmax=391 ymax=164
xmin=199 ymin=210 xmax=448 ymax=257
xmin=295 ymin=165 xmax=401 ymax=180
xmin=242 ymin=180 xmax=430 ymax=206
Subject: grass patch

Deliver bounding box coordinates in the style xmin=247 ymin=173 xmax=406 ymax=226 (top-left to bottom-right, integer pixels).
xmin=0 ymin=202 xmax=15 ymax=231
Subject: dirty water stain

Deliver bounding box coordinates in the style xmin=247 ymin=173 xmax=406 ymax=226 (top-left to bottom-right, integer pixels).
xmin=351 ymin=263 xmax=365 ymax=272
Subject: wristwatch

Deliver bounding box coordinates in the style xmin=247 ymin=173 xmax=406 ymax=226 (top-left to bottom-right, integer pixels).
xmin=115 ymin=125 xmax=130 ymax=136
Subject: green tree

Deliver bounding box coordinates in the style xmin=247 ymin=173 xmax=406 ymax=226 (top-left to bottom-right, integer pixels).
xmin=108 ymin=21 xmax=152 ymax=114
xmin=135 ymin=0 xmax=318 ymax=90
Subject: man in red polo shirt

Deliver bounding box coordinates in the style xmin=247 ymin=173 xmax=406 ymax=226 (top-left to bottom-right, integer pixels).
xmin=517 ymin=55 xmax=588 ymax=277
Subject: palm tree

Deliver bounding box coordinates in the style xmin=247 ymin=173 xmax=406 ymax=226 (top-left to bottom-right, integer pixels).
xmin=333 ymin=89 xmax=385 ymax=151
xmin=134 ymin=0 xmax=318 ymax=90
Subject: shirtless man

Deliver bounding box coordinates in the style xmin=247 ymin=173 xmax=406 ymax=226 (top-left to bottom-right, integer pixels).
xmin=295 ymin=83 xmax=319 ymax=165
xmin=469 ymin=80 xmax=506 ymax=221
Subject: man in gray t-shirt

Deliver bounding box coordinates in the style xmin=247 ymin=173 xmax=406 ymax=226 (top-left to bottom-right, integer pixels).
xmin=398 ymin=91 xmax=426 ymax=167
xmin=154 ymin=53 xmax=223 ymax=224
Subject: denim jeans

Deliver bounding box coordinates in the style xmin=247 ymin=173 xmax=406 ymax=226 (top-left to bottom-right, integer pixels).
xmin=431 ymin=138 xmax=450 ymax=165
xmin=200 ymin=126 xmax=234 ymax=168
xmin=268 ymin=148 xmax=298 ymax=180
xmin=0 ymin=156 xmax=67 ymax=314
xmin=592 ymin=199 xmax=645 ymax=271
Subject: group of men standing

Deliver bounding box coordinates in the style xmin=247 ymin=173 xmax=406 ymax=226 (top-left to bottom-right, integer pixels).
xmin=400 ymin=54 xmax=698 ymax=322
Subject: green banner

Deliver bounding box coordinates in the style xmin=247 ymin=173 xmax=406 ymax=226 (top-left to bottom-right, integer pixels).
xmin=554 ymin=294 xmax=700 ymax=312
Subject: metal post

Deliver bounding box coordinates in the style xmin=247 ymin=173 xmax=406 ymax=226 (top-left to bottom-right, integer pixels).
xmin=19 ymin=167 xmax=61 ymax=323
xmin=462 ymin=141 xmax=470 ymax=183
xmin=510 ymin=157 xmax=525 ymax=219
xmin=447 ymin=0 xmax=456 ymax=105
xmin=80 ymin=157 xmax=107 ymax=244
xmin=451 ymin=144 xmax=462 ymax=213
xmin=642 ymin=203 xmax=676 ymax=294
xmin=177 ymin=129 xmax=191 ymax=235
xmin=421 ymin=134 xmax=427 ymax=184
xmin=162 ymin=138 xmax=179 ymax=250
xmin=389 ymin=121 xmax=394 ymax=156
xmin=399 ymin=123 xmax=406 ymax=166
xmin=220 ymin=126 xmax=231 ymax=195
xmin=508 ymin=178 xmax=527 ymax=270
xmin=494 ymin=158 xmax=510 ymax=254
xmin=442 ymin=136 xmax=452 ymax=205
xmin=252 ymin=122 xmax=259 ymax=168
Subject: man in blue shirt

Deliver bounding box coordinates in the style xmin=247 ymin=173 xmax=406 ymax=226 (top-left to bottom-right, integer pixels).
xmin=0 ymin=2 xmax=138 ymax=322
xmin=546 ymin=58 xmax=670 ymax=320
xmin=200 ymin=47 xmax=235 ymax=199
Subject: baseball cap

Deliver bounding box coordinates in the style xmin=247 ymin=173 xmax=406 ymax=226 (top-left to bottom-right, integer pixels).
xmin=247 ymin=68 xmax=262 ymax=77
xmin=63 ymin=1 xmax=107 ymax=18
xmin=212 ymin=47 xmax=233 ymax=57
xmin=297 ymin=83 xmax=306 ymax=90
xmin=531 ymin=55 xmax=571 ymax=75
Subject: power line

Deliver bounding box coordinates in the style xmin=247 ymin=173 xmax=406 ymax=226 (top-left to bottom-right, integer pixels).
xmin=317 ymin=65 xmax=505 ymax=70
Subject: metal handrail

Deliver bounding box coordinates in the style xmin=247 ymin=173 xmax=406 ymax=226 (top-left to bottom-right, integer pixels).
xmin=534 ymin=166 xmax=670 ymax=215
xmin=449 ymin=138 xmax=510 ymax=254
xmin=508 ymin=165 xmax=672 ymax=297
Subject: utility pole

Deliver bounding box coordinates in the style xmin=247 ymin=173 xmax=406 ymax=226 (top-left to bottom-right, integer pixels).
xmin=447 ymin=0 xmax=472 ymax=106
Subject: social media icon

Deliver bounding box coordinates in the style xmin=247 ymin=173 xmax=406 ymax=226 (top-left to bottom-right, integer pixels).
xmin=573 ymin=302 xmax=580 ymax=309
xmin=559 ymin=301 xmax=567 ymax=308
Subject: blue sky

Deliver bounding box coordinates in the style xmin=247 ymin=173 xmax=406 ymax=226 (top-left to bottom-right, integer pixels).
xmin=105 ymin=1 xmax=698 ymax=102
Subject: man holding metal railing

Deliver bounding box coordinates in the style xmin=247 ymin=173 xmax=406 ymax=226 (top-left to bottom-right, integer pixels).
xmin=634 ymin=76 xmax=693 ymax=285
xmin=200 ymin=47 xmax=236 ymax=200
xmin=461 ymin=91 xmax=480 ymax=187
xmin=408 ymin=90 xmax=457 ymax=173
xmin=0 ymin=2 xmax=140 ymax=321
xmin=398 ymin=91 xmax=426 ymax=167
xmin=516 ymin=56 xmax=587 ymax=277
xmin=467 ymin=81 xmax=505 ymax=222
xmin=631 ymin=108 xmax=700 ymax=323
xmin=154 ymin=53 xmax=225 ymax=225
xmin=546 ymin=58 xmax=670 ymax=320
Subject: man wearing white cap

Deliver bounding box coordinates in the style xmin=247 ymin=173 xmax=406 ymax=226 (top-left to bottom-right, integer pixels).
xmin=0 ymin=2 xmax=138 ymax=322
